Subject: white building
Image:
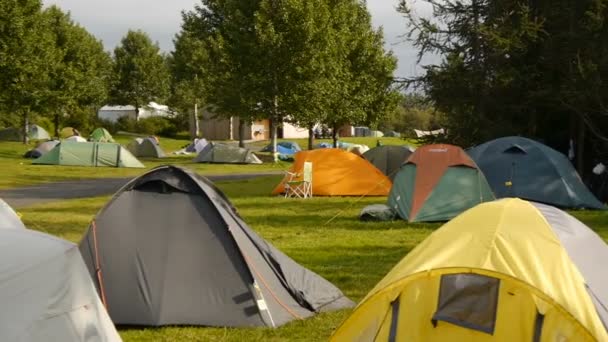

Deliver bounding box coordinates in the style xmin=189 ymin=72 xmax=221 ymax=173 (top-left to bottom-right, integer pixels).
xmin=98 ymin=102 xmax=173 ymax=123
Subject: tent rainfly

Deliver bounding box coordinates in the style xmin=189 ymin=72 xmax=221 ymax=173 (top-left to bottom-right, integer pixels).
xmin=363 ymin=145 xmax=414 ymax=181
xmin=0 ymin=198 xmax=25 ymax=230
xmin=79 ymin=166 xmax=353 ymax=327
xmin=127 ymin=137 xmax=165 ymax=158
xmin=89 ymin=128 xmax=114 ymax=143
xmin=388 ymin=144 xmax=494 ymax=222
xmin=467 ymin=136 xmax=605 ymax=209
xmin=0 ymin=229 xmax=121 ymax=341
xmin=272 ymin=149 xmax=392 ymax=196
xmin=32 ymin=141 xmax=144 ymax=168
xmin=332 ymin=198 xmax=608 ymax=341
xmin=193 ymin=142 xmax=262 ymax=164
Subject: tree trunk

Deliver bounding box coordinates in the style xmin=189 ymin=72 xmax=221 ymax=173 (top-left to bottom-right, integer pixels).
xmin=238 ymin=118 xmax=246 ymax=148
xmin=22 ymin=110 xmax=29 ymax=144
xmin=308 ymin=125 xmax=315 ymax=150
xmin=54 ymin=112 xmax=60 ymax=138
xmin=332 ymin=123 xmax=338 ymax=148
xmin=194 ymin=102 xmax=200 ymax=138
xmin=271 ymin=95 xmax=279 ymax=161
xmin=577 ymin=119 xmax=585 ymax=175
xmin=135 ymin=102 xmax=140 ymax=121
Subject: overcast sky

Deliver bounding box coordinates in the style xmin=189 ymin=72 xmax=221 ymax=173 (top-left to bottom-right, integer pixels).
xmin=43 ymin=0 xmax=436 ymax=78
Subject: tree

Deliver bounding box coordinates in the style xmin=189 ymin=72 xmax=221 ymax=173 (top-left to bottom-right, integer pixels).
xmin=42 ymin=6 xmax=112 ymax=136
xmin=0 ymin=0 xmax=59 ymax=142
xmin=111 ymin=30 xmax=170 ymax=119
xmin=322 ymin=0 xmax=399 ymax=147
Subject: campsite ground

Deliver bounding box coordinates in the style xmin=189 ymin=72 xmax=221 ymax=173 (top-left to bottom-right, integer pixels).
xmin=0 ymin=136 xmax=410 ymax=189
xmin=5 ymin=136 xmax=608 ymax=341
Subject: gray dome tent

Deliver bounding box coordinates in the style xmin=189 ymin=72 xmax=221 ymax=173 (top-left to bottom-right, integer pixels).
xmin=194 ymin=142 xmax=262 ymax=164
xmin=127 ymin=137 xmax=165 ymax=158
xmin=363 ymin=145 xmax=414 ymax=181
xmin=467 ymin=136 xmax=604 ymax=209
xmin=78 ymin=166 xmax=353 ymax=327
xmin=0 ymin=124 xmax=50 ymax=141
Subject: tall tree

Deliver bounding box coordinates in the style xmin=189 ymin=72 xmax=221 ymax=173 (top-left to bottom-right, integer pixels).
xmin=0 ymin=0 xmax=59 ymax=142
xmin=42 ymin=6 xmax=112 ymax=136
xmin=111 ymin=30 xmax=170 ymax=119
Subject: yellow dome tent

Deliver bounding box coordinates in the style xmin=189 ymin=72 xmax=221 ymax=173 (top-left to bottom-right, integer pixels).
xmin=272 ymin=149 xmax=392 ymax=196
xmin=331 ymin=198 xmax=608 ymax=341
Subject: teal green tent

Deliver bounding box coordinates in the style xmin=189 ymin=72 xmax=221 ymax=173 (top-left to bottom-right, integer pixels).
xmin=467 ymin=136 xmax=604 ymax=209
xmin=33 ymin=141 xmax=144 ymax=168
xmin=89 ymin=128 xmax=114 ymax=142
xmin=388 ymin=144 xmax=495 ymax=222
xmin=0 ymin=125 xmax=50 ymax=141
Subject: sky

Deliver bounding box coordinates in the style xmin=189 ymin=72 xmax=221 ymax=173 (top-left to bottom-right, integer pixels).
xmin=43 ymin=0 xmax=437 ymax=78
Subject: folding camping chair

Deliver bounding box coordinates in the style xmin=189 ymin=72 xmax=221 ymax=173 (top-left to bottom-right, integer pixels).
xmin=284 ymin=161 xmax=313 ymax=198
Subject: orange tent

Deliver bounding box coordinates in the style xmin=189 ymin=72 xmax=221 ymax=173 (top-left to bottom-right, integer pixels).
xmin=272 ymin=149 xmax=392 ymax=196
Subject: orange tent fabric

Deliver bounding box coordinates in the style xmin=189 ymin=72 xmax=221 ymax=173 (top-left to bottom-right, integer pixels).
xmin=272 ymin=149 xmax=392 ymax=196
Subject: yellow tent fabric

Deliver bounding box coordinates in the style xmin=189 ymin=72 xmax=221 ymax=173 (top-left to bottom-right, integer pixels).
xmin=59 ymin=127 xmax=77 ymax=138
xmin=272 ymin=149 xmax=392 ymax=196
xmin=331 ymin=198 xmax=607 ymax=341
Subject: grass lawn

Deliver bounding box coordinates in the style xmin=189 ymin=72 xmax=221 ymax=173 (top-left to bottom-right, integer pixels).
xmin=0 ymin=135 xmax=415 ymax=189
xmin=16 ymin=174 xmax=608 ymax=341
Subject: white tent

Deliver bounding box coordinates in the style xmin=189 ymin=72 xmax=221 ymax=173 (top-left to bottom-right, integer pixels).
xmin=65 ymin=135 xmax=87 ymax=142
xmin=0 ymin=198 xmax=25 ymax=230
xmin=0 ymin=229 xmax=122 ymax=341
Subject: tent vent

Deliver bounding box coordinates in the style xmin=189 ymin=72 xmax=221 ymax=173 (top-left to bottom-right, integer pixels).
xmin=388 ymin=296 xmax=400 ymax=342
xmin=432 ymin=273 xmax=499 ymax=335
xmin=504 ymin=145 xmax=527 ymax=154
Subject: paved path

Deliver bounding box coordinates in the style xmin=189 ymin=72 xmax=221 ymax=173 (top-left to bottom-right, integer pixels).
xmin=0 ymin=172 xmax=281 ymax=208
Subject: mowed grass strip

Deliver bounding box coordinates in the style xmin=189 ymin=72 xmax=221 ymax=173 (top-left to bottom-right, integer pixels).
xmin=0 ymin=136 xmax=413 ymax=189
xmin=18 ymin=174 xmax=608 ymax=341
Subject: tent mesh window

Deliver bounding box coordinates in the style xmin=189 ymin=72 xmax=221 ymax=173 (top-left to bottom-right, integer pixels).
xmin=432 ymin=273 xmax=500 ymax=335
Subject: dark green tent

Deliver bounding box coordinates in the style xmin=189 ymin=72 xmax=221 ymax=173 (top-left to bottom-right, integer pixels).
xmin=193 ymin=143 xmax=262 ymax=164
xmin=0 ymin=125 xmax=50 ymax=141
xmin=363 ymin=145 xmax=414 ymax=180
xmin=467 ymin=136 xmax=604 ymax=209
xmin=127 ymin=137 xmax=165 ymax=158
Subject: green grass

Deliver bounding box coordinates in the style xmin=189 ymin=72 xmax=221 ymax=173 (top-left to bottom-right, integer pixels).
xmin=17 ymin=175 xmax=608 ymax=341
xmin=0 ymin=135 xmax=415 ymax=189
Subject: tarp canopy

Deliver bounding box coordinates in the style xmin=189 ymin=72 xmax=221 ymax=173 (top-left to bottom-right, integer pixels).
xmin=127 ymin=137 xmax=165 ymax=158
xmin=32 ymin=141 xmax=144 ymax=168
xmin=24 ymin=140 xmax=59 ymax=159
xmin=79 ymin=166 xmax=353 ymax=327
xmin=89 ymin=128 xmax=114 ymax=142
xmin=0 ymin=198 xmax=26 ymax=229
xmin=0 ymin=229 xmax=121 ymax=341
xmin=332 ymin=198 xmax=608 ymax=342
xmin=467 ymin=136 xmax=604 ymax=209
xmin=388 ymin=144 xmax=494 ymax=222
xmin=272 ymin=149 xmax=392 ymax=196
xmin=363 ymin=145 xmax=414 ymax=181
xmin=193 ymin=142 xmax=262 ymax=164
xmin=0 ymin=125 xmax=50 ymax=141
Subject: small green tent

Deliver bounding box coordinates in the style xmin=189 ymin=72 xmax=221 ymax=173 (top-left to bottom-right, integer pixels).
xmin=0 ymin=125 xmax=50 ymax=141
xmin=32 ymin=141 xmax=144 ymax=168
xmin=89 ymin=128 xmax=114 ymax=142
xmin=193 ymin=143 xmax=262 ymax=164
xmin=127 ymin=137 xmax=165 ymax=158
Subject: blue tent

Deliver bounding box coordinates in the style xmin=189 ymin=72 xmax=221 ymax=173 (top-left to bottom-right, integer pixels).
xmin=261 ymin=141 xmax=301 ymax=155
xmin=467 ymin=136 xmax=604 ymax=209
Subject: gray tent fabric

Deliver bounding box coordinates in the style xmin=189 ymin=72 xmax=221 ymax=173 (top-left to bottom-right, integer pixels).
xmin=467 ymin=136 xmax=605 ymax=209
xmin=127 ymin=137 xmax=166 ymax=158
xmin=78 ymin=165 xmax=353 ymax=327
xmin=24 ymin=140 xmax=59 ymax=158
xmin=531 ymin=202 xmax=608 ymax=329
xmin=363 ymin=145 xmax=414 ymax=181
xmin=193 ymin=142 xmax=262 ymax=164
xmin=0 ymin=198 xmax=26 ymax=229
xmin=0 ymin=124 xmax=51 ymax=141
xmin=359 ymin=204 xmax=396 ymax=221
